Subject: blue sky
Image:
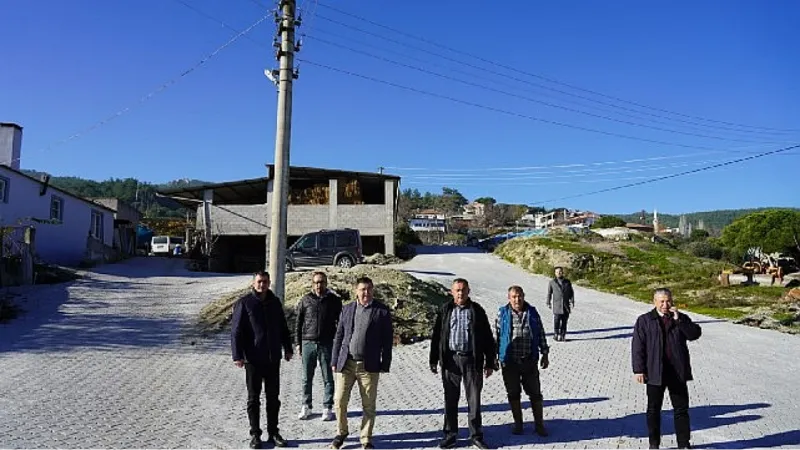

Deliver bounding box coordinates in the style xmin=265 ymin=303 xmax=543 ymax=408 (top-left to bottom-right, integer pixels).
xmin=1 ymin=0 xmax=798 ymax=214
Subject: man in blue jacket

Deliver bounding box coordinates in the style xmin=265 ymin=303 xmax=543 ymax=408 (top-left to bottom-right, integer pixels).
xmin=231 ymin=271 xmax=293 ymax=449
xmin=495 ymin=285 xmax=550 ymax=437
xmin=330 ymin=276 xmax=393 ymax=450
xmin=632 ymin=288 xmax=702 ymax=449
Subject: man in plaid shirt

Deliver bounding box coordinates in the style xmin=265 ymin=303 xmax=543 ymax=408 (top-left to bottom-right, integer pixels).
xmin=495 ymin=285 xmax=550 ymax=436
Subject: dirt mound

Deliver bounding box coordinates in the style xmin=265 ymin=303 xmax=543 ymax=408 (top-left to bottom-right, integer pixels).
xmin=363 ymin=253 xmax=404 ymax=265
xmin=198 ymin=266 xmax=451 ymax=344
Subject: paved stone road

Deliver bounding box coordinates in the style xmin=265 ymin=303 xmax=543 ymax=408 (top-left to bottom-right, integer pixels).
xmin=1 ymin=249 xmax=798 ymax=449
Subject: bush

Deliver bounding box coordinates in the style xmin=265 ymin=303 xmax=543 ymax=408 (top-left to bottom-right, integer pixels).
xmin=444 ymin=233 xmax=466 ymax=245
xmin=690 ymin=229 xmax=710 ymax=241
xmin=685 ymin=241 xmax=724 ymax=260
xmin=394 ymin=223 xmax=422 ymax=246
xmin=591 ymin=216 xmax=627 ymax=229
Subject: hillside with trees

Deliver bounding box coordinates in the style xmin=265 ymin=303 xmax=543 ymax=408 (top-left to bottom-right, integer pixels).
xmin=22 ymin=170 xmax=207 ymax=218
xmin=612 ymin=208 xmax=799 ymax=234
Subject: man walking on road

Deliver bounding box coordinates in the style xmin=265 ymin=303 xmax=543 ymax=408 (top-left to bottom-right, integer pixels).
xmin=295 ymin=271 xmax=342 ymax=421
xmin=430 ymin=278 xmax=496 ymax=450
xmin=231 ymin=271 xmax=293 ymax=449
xmin=632 ymin=288 xmax=702 ymax=449
xmin=546 ymin=266 xmax=574 ymax=341
xmin=330 ymin=276 xmax=393 ymax=450
xmin=496 ymin=286 xmax=550 ymax=437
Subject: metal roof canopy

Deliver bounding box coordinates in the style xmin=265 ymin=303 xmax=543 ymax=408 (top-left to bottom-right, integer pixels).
xmin=156 ymin=165 xmax=400 ymax=208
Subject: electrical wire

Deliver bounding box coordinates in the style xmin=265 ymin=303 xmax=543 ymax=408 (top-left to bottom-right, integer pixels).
xmin=528 ymin=144 xmax=800 ymax=204
xmin=305 ymin=35 xmax=789 ymax=145
xmin=12 ymin=13 xmax=270 ymax=166
xmin=314 ymin=1 xmax=800 ymax=134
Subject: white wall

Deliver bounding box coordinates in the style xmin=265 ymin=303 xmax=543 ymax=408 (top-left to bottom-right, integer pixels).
xmin=0 ymin=167 xmax=114 ymax=266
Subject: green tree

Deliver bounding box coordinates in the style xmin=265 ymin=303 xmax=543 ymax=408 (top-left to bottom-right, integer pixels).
xmin=719 ymin=209 xmax=800 ymax=259
xmin=474 ymin=197 xmax=496 ymax=206
xmin=690 ymin=229 xmax=710 ymax=241
xmin=591 ymin=215 xmax=627 ymax=229
xmin=437 ymin=187 xmax=468 ymax=215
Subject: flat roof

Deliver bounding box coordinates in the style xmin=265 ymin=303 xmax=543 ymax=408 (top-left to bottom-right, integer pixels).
xmin=157 ymin=165 xmax=400 ymax=207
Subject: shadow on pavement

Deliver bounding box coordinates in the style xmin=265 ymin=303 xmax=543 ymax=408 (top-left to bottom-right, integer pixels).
xmin=699 ymin=429 xmax=800 ymax=449
xmin=0 ymin=276 xmax=185 ymax=354
xmin=412 ymin=246 xmax=484 ymax=255
xmin=346 ymin=397 xmax=610 ymax=418
xmin=368 ymin=402 xmax=770 ymax=449
xmin=400 ymin=269 xmax=457 ymax=277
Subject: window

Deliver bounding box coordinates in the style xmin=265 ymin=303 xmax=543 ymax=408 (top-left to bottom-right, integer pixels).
xmin=319 ymin=233 xmax=335 ymax=249
xmin=297 ymin=235 xmax=316 ymax=249
xmin=90 ymin=210 xmax=104 ymax=240
xmin=335 ymin=231 xmax=356 ymax=247
xmin=50 ymin=195 xmax=64 ymax=221
xmin=0 ymin=176 xmax=8 ymax=203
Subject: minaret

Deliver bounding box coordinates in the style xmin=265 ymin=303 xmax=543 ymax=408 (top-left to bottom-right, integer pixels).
xmin=653 ymin=209 xmax=659 ymax=234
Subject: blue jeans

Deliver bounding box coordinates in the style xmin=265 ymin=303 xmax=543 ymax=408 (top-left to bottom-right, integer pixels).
xmin=301 ymin=341 xmax=335 ymax=409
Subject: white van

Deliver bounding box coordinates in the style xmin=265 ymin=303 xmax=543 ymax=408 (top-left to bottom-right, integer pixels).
xmin=151 ymin=236 xmax=183 ymax=256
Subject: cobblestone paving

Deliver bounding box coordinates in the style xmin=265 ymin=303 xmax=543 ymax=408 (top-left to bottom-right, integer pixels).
xmin=1 ymin=250 xmax=798 ymax=449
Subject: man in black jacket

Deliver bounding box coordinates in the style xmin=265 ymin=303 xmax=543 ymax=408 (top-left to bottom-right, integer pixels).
xmin=632 ymin=288 xmax=702 ymax=449
xmin=295 ymin=271 xmax=342 ymax=421
xmin=231 ymin=271 xmax=293 ymax=449
xmin=430 ymin=278 xmax=496 ymax=450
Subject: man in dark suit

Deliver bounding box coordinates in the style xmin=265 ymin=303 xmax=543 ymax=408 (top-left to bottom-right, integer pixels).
xmin=231 ymin=271 xmax=293 ymax=449
xmin=330 ymin=276 xmax=393 ymax=450
xmin=430 ymin=278 xmax=496 ymax=450
xmin=632 ymin=288 xmax=702 ymax=449
xmin=546 ymin=266 xmax=575 ymax=341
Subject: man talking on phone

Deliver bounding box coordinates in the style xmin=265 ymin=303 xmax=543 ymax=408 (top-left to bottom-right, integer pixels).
xmin=632 ymin=288 xmax=702 ymax=449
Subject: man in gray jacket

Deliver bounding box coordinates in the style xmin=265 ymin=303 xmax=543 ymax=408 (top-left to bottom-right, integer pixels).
xmin=546 ymin=266 xmax=574 ymax=341
xmin=295 ymin=271 xmax=342 ymax=422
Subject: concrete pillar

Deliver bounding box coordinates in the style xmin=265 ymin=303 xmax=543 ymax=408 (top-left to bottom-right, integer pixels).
xmin=264 ymin=179 xmax=274 ymax=269
xmin=384 ymin=179 xmax=395 ymax=255
xmin=329 ymin=178 xmax=338 ymax=228
xmin=203 ymin=189 xmax=213 ymax=255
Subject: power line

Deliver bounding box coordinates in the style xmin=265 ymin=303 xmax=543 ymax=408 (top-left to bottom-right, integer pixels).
xmin=529 ymin=144 xmax=800 ymax=205
xmin=305 ymin=35 xmax=788 ymax=146
xmin=384 ymin=150 xmax=759 ymax=172
xmin=17 ymin=13 xmax=269 ymax=165
xmin=315 ymin=1 xmax=800 ymax=134
xmin=398 ymin=160 xmax=718 ymax=181
xmin=308 ymin=27 xmax=791 ymax=141
xmin=296 ymin=59 xmax=798 ymax=155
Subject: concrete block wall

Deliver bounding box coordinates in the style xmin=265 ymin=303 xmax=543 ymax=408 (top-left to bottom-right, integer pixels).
xmin=206 ymin=204 xmax=268 ymax=235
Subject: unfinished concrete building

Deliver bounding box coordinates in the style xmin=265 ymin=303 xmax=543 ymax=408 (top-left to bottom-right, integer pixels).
xmin=158 ymin=165 xmax=400 ymax=272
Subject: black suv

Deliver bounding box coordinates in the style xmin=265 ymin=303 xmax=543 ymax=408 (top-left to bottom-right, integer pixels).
xmin=286 ymin=228 xmax=363 ymax=271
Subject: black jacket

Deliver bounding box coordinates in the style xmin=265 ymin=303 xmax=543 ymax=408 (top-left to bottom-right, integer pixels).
xmin=429 ymin=300 xmax=497 ymax=372
xmin=632 ymin=308 xmax=702 ymax=385
xmin=295 ymin=290 xmax=343 ymax=344
xmin=231 ymin=289 xmax=292 ymax=366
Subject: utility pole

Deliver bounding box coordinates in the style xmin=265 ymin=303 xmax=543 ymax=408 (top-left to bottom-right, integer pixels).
xmin=267 ymin=0 xmax=300 ymax=303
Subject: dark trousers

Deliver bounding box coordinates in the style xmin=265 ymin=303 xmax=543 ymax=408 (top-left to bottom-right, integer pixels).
xmin=442 ymin=352 xmax=483 ymax=439
xmin=301 ymin=340 xmax=335 ymax=409
xmin=501 ymin=359 xmax=543 ymax=403
xmin=646 ymin=367 xmax=690 ymax=447
xmin=553 ymin=313 xmax=569 ymax=337
xmin=246 ymin=362 xmax=281 ymax=437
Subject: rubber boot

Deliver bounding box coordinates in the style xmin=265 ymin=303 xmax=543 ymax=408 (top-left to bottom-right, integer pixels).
xmin=509 ymin=398 xmax=523 ymax=435
xmin=532 ymin=399 xmax=548 ymax=437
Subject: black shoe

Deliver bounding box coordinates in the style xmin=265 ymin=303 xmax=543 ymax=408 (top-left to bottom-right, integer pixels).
xmin=249 ymin=435 xmax=263 ymax=449
xmin=363 ymin=442 xmax=375 ymax=449
xmin=678 ymin=443 xmax=692 ymax=449
xmin=471 ymin=437 xmax=489 ymax=449
xmin=267 ymin=434 xmax=288 ymax=448
xmin=439 ymin=435 xmax=457 ymax=449
xmin=331 ymin=435 xmax=347 ymax=449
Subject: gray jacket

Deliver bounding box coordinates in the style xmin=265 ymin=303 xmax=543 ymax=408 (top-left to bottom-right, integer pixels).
xmin=547 ymin=278 xmax=574 ymax=315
